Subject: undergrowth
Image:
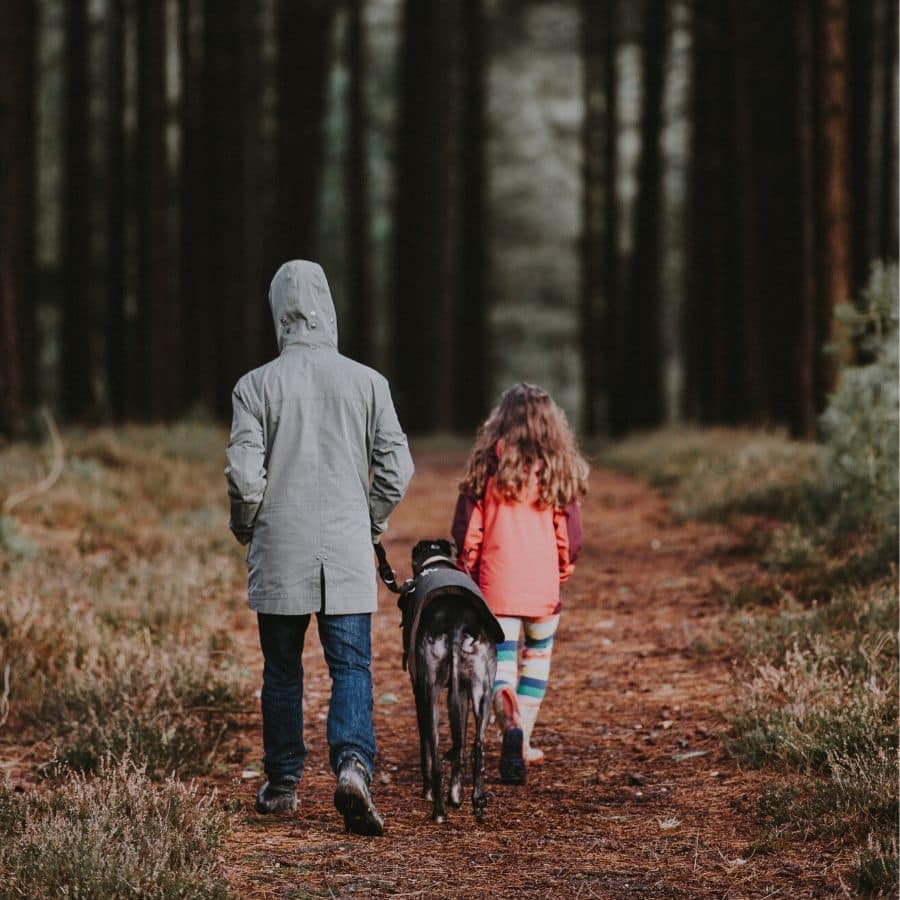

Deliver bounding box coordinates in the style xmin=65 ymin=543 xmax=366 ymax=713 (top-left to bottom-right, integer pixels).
xmin=602 ymin=265 xmax=899 ymax=898
xmin=0 ymin=759 xmax=231 ymax=898
xmin=0 ymin=423 xmax=248 ymax=775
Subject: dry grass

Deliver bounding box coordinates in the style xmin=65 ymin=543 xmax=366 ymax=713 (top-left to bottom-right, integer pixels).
xmin=0 ymin=424 xmax=246 ymax=894
xmin=0 ymin=759 xmax=231 ymax=898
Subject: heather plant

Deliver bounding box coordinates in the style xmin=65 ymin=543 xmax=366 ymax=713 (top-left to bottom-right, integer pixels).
xmin=0 ymin=424 xmax=248 ymax=775
xmin=0 ymin=759 xmax=231 ymax=899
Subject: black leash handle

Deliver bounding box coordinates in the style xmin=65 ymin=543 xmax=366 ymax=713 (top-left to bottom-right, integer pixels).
xmin=373 ymin=541 xmax=403 ymax=594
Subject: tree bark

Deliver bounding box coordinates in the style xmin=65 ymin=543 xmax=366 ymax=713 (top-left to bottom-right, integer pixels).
xmin=105 ymin=0 xmax=127 ymax=420
xmin=392 ymin=0 xmax=459 ymax=433
xmin=794 ymin=0 xmax=819 ymax=437
xmin=61 ymin=0 xmax=94 ymax=421
xmin=728 ymin=0 xmax=766 ymax=423
xmin=270 ymin=0 xmax=335 ymax=272
xmin=345 ymin=0 xmax=374 ymax=367
xmin=622 ymin=0 xmax=666 ymax=432
xmin=685 ymin=0 xmax=733 ymax=424
xmin=580 ymin=0 xmax=616 ymax=436
xmin=455 ymin=0 xmax=488 ymax=431
xmin=0 ymin=0 xmax=38 ymax=434
xmin=136 ymin=0 xmax=177 ymax=420
xmin=179 ymin=0 xmax=217 ymax=413
xmin=817 ymin=0 xmax=854 ymax=395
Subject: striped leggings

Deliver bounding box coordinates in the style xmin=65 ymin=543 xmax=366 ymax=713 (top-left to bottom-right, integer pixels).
xmin=493 ymin=614 xmax=560 ymax=714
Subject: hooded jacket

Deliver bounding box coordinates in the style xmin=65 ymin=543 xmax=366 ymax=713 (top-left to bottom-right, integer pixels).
xmin=225 ymin=260 xmax=414 ymax=615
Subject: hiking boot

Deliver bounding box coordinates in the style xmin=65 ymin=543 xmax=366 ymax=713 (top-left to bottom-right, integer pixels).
xmin=493 ymin=685 xmax=526 ymax=784
xmin=499 ymin=725 xmax=527 ymax=784
xmin=334 ymin=758 xmax=384 ymax=836
xmin=254 ymin=780 xmax=298 ymax=814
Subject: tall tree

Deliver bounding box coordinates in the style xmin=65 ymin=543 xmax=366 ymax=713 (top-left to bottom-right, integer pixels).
xmin=728 ymin=0 xmax=766 ymax=422
xmin=684 ymin=0 xmax=734 ymax=424
xmin=455 ymin=0 xmax=488 ymax=431
xmin=270 ymin=1 xmax=335 ymax=272
xmin=580 ymin=0 xmax=617 ymax=436
xmin=621 ymin=0 xmax=667 ymax=431
xmin=817 ymin=0 xmax=853 ymax=395
xmin=392 ymin=0 xmax=460 ymax=433
xmin=794 ymin=0 xmax=819 ymax=437
xmin=202 ymin=1 xmax=269 ymax=415
xmin=345 ymin=0 xmax=374 ymax=367
xmin=61 ymin=0 xmax=94 ymax=420
xmin=0 ymin=0 xmax=38 ymax=433
xmin=179 ymin=0 xmax=217 ymax=413
xmin=105 ymin=0 xmax=127 ymax=420
xmin=136 ymin=0 xmax=177 ymax=419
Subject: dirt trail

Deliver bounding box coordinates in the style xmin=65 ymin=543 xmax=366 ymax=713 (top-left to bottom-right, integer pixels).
xmin=221 ymin=453 xmax=839 ymax=899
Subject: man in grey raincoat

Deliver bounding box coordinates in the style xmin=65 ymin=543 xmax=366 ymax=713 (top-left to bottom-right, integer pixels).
xmin=226 ymin=260 xmax=414 ymax=835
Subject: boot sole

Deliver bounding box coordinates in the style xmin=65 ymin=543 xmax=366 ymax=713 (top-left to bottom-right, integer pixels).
xmin=254 ymin=793 xmax=297 ymax=814
xmin=499 ymin=726 xmax=526 ymax=785
xmin=334 ymin=781 xmax=384 ymax=836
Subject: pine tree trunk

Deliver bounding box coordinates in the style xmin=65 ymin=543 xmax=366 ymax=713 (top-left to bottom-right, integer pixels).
xmin=179 ymin=0 xmax=217 ymax=413
xmin=393 ymin=0 xmax=459 ymax=433
xmin=793 ymin=0 xmax=819 ymax=437
xmin=0 ymin=0 xmax=38 ymax=434
xmin=136 ymin=0 xmax=177 ymax=420
xmin=817 ymin=0 xmax=854 ymax=395
xmin=455 ymin=0 xmax=488 ymax=431
xmin=623 ymin=0 xmax=666 ymax=431
xmin=580 ymin=0 xmax=608 ymax=436
xmin=105 ymin=0 xmax=127 ymax=420
xmin=346 ymin=0 xmax=374 ymax=367
xmin=61 ymin=0 xmax=93 ymax=420
xmin=881 ymin=0 xmax=899 ymax=260
xmin=270 ymin=0 xmax=335 ymax=272
xmin=685 ymin=0 xmax=733 ymax=424
xmin=728 ymin=0 xmax=766 ymax=423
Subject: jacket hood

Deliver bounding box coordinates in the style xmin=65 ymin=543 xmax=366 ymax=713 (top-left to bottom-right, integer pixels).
xmin=269 ymin=260 xmax=338 ymax=351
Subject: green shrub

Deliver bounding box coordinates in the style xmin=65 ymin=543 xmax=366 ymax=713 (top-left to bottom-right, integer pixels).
xmin=821 ymin=261 xmax=899 ymax=543
xmin=0 ymin=760 xmax=230 ymax=899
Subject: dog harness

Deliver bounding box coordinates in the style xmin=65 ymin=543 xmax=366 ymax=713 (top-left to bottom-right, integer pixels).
xmin=373 ymin=544 xmax=504 ymax=679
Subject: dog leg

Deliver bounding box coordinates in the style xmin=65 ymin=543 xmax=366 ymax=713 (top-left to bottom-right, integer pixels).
xmin=470 ymin=685 xmax=492 ymax=822
xmin=429 ymin=690 xmax=446 ymax=823
xmin=447 ymin=629 xmax=467 ymax=809
xmin=414 ymin=684 xmax=433 ymax=801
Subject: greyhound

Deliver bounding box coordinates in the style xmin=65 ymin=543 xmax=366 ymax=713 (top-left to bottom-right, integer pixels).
xmin=376 ymin=539 xmax=504 ymax=823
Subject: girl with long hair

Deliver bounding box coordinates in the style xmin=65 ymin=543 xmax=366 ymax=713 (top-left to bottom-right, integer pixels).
xmin=452 ymin=383 xmax=588 ymax=783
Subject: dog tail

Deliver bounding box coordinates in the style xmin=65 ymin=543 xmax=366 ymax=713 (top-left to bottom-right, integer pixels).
xmin=448 ymin=624 xmax=469 ymax=759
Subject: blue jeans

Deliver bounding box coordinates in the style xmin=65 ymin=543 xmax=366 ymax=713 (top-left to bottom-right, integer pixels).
xmin=257 ymin=612 xmax=376 ymax=785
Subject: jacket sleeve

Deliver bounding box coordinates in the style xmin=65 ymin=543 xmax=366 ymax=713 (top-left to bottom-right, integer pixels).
xmin=565 ymin=500 xmax=583 ymax=563
xmin=369 ymin=378 xmax=414 ymax=541
xmin=554 ymin=500 xmax=582 ymax=584
xmin=455 ymin=493 xmax=484 ymax=578
xmin=225 ymin=386 xmax=267 ymax=545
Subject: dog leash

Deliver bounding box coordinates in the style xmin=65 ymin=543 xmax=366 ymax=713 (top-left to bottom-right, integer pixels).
xmin=373 ymin=541 xmax=403 ymax=594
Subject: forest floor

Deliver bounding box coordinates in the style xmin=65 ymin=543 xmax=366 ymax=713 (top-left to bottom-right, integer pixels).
xmin=217 ymin=451 xmax=849 ymax=899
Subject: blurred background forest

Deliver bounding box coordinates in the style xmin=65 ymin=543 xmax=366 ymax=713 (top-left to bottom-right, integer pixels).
xmin=0 ymin=0 xmax=897 ymax=437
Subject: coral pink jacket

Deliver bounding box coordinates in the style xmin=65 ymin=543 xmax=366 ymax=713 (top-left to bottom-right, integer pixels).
xmin=451 ymin=474 xmax=582 ymax=618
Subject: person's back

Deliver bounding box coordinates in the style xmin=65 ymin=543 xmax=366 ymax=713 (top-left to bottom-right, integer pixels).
xmin=227 ymin=260 xmax=412 ymax=614
xmin=226 ymin=260 xmax=413 ymax=834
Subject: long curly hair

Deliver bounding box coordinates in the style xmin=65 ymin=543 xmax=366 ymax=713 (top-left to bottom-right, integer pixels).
xmin=459 ymin=383 xmax=589 ymax=508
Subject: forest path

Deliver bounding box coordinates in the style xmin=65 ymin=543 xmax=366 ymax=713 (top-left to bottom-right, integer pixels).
xmin=220 ymin=453 xmax=835 ymax=899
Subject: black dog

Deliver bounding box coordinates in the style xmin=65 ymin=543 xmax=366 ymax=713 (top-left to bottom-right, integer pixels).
xmin=389 ymin=539 xmax=504 ymax=823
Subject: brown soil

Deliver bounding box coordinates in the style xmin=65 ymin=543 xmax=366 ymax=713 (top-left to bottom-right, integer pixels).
xmin=219 ymin=453 xmax=846 ymax=899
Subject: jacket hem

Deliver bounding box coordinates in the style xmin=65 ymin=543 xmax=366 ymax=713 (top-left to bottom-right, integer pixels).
xmin=248 ymin=596 xmax=378 ymax=615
